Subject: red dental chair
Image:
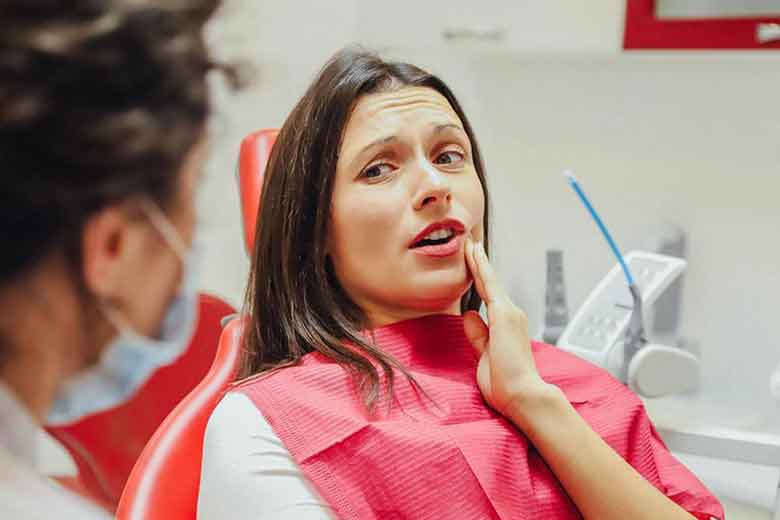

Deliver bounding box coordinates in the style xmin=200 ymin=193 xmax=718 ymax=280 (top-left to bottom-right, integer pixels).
xmin=115 ymin=129 xmax=278 ymax=520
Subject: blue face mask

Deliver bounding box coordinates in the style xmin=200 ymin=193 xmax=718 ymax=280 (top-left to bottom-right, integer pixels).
xmin=47 ymin=200 xmax=201 ymax=425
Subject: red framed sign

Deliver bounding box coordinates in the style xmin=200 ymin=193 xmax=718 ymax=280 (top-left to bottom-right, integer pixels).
xmin=624 ymin=0 xmax=780 ymax=49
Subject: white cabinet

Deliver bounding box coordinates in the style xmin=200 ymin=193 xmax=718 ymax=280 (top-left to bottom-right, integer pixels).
xmin=356 ymin=0 xmax=625 ymax=53
xmin=211 ymin=1 xmax=626 ymax=62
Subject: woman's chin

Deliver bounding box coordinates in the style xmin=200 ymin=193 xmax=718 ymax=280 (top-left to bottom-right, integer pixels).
xmin=399 ymin=275 xmax=471 ymax=312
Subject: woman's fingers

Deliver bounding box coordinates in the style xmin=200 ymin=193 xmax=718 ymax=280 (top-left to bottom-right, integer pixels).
xmin=465 ymin=237 xmax=483 ymax=299
xmin=472 ymin=240 xmax=512 ymax=311
xmin=463 ymin=310 xmax=489 ymax=355
xmin=465 ymin=236 xmax=520 ymax=327
xmin=463 ymin=237 xmax=543 ymax=415
xmin=468 ymin=240 xmax=529 ymax=351
xmin=472 ymin=241 xmax=493 ymax=303
xmin=464 ymin=236 xmax=475 ymax=278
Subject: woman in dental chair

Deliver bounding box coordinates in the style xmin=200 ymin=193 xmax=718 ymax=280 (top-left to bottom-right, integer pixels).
xmin=198 ymin=49 xmax=723 ymax=520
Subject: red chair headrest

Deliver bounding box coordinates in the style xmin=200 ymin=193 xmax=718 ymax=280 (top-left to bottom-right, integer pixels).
xmin=238 ymin=129 xmax=278 ymax=256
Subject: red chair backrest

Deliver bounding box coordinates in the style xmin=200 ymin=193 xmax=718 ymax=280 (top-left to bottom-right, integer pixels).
xmin=116 ymin=318 xmax=244 ymax=520
xmin=238 ymin=129 xmax=278 ymax=254
xmin=116 ymin=130 xmax=278 ymax=519
xmin=45 ymin=293 xmax=235 ymax=510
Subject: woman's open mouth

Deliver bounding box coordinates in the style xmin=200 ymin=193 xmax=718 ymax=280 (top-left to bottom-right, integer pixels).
xmin=410 ymin=219 xmax=465 ymax=258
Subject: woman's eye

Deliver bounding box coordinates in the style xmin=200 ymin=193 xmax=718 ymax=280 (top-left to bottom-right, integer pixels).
xmin=434 ymin=150 xmax=464 ymax=165
xmin=361 ymin=162 xmax=393 ymax=181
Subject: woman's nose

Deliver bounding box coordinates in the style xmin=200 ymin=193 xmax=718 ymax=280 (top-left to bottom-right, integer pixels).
xmin=412 ymin=162 xmax=452 ymax=211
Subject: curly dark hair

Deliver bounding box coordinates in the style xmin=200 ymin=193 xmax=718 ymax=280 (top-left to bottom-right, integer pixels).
xmin=0 ymin=0 xmax=236 ymax=286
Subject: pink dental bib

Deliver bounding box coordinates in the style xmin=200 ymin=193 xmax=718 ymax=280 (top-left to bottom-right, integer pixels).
xmin=235 ymin=314 xmax=722 ymax=519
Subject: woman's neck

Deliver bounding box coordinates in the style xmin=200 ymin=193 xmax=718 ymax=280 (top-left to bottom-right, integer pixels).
xmin=0 ymin=264 xmax=95 ymax=423
xmin=364 ymin=300 xmax=462 ymax=329
xmin=1 ymin=342 xmax=64 ymax=424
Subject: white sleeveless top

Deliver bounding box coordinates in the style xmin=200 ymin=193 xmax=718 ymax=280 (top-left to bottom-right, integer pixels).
xmin=197 ymin=392 xmax=335 ymax=519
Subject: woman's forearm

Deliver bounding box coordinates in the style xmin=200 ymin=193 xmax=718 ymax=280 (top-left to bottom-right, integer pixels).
xmin=507 ymin=385 xmax=695 ymax=520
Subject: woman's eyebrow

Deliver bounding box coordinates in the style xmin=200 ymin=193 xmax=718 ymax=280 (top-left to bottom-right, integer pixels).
xmin=432 ymin=123 xmax=466 ymax=136
xmin=349 ymin=135 xmax=397 ymax=170
xmin=358 ymin=135 xmax=397 ymax=156
xmin=348 ymin=123 xmax=466 ymax=169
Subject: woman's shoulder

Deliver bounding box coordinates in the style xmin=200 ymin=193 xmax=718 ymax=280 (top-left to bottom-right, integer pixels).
xmin=206 ymin=391 xmax=274 ymax=440
xmin=199 ymin=393 xmax=335 ymax=519
xmin=201 ymin=393 xmax=276 ymax=478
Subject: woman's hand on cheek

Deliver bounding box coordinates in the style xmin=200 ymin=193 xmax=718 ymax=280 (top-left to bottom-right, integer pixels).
xmin=463 ymin=238 xmax=559 ymax=422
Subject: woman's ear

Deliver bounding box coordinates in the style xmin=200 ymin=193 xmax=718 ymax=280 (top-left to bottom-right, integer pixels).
xmin=80 ymin=204 xmax=144 ymax=300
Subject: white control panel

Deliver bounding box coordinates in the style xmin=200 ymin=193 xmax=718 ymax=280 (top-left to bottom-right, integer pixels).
xmin=557 ymin=251 xmax=687 ymax=370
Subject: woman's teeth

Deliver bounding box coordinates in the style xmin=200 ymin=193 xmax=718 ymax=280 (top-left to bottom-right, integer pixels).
xmin=413 ymin=227 xmax=456 ymax=247
xmin=423 ymin=228 xmax=454 ymax=241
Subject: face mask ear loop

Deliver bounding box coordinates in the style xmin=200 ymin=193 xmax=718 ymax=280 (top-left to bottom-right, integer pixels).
xmin=99 ymin=300 xmax=142 ymax=341
xmin=101 ymin=198 xmax=192 ymax=342
xmin=138 ymin=197 xmax=189 ymax=262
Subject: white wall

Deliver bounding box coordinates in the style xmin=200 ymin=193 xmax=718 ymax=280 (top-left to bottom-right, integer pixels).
xmin=414 ymin=51 xmax=780 ymax=421
xmin=200 ymin=1 xmax=780 ymax=424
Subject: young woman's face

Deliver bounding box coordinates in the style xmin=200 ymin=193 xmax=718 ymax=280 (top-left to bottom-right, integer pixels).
xmin=329 ymin=87 xmax=485 ymax=326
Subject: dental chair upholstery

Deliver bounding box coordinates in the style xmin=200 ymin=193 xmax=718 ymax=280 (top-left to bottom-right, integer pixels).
xmin=114 ymin=317 xmax=244 ymax=520
xmin=115 ymin=129 xmax=278 ymax=519
xmin=238 ymin=129 xmax=278 ymax=253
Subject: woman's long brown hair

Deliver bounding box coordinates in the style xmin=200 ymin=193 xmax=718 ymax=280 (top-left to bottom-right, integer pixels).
xmin=240 ymin=48 xmax=491 ymax=411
